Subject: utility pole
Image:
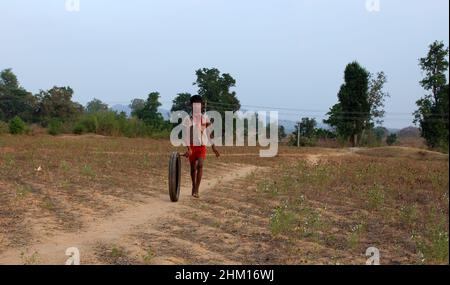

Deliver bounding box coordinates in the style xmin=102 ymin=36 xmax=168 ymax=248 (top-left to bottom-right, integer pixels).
xmin=297 ymin=121 xmax=301 ymax=148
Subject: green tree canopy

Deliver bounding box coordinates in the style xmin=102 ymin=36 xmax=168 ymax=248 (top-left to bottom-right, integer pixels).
xmin=0 ymin=69 xmax=36 ymax=122
xmin=368 ymin=71 xmax=389 ymax=125
xmin=133 ymin=92 xmax=165 ymax=129
xmin=324 ymin=61 xmax=370 ymax=146
xmin=86 ymin=98 xmax=109 ymax=113
xmin=414 ymin=41 xmax=449 ymax=150
xmin=35 ymin=86 xmax=83 ymax=123
xmin=171 ymin=92 xmax=192 ymax=113
xmin=129 ymin=98 xmax=145 ymax=114
xmin=194 ymin=68 xmax=240 ymax=115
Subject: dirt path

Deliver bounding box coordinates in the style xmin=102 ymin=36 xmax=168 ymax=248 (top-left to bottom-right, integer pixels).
xmin=0 ymin=164 xmax=258 ymax=265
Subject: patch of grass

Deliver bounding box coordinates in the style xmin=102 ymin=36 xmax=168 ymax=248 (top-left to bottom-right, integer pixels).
xmin=95 ymin=243 xmax=134 ymax=265
xmin=399 ymin=203 xmax=419 ymax=228
xmin=347 ymin=223 xmax=365 ymax=250
xmin=297 ymin=206 xmax=325 ymax=240
xmin=41 ymin=197 xmax=55 ymax=211
xmin=257 ymin=180 xmax=278 ymax=197
xmin=60 ymin=161 xmax=71 ymax=172
xmin=142 ymin=247 xmax=155 ymax=264
xmin=81 ymin=164 xmax=96 ymax=178
xmin=366 ymin=184 xmax=385 ymax=210
xmin=270 ymin=202 xmax=296 ymax=236
xmin=16 ymin=184 xmax=32 ymax=198
xmin=20 ymin=251 xmax=40 ymax=265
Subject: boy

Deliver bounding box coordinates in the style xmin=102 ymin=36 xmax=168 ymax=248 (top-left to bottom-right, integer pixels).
xmin=182 ymin=95 xmax=220 ymax=198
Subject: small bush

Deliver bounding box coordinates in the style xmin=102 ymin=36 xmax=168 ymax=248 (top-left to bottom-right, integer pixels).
xmin=386 ymin=133 xmax=398 ymax=146
xmin=48 ymin=119 xmax=63 ymax=136
xmin=9 ymin=116 xmax=26 ymax=135
xmin=0 ymin=121 xmax=8 ymax=134
xmin=270 ymin=204 xmax=296 ymax=235
xmin=72 ymin=123 xmax=85 ymax=135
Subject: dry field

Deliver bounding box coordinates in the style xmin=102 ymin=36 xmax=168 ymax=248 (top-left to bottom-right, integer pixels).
xmin=0 ymin=134 xmax=448 ymax=265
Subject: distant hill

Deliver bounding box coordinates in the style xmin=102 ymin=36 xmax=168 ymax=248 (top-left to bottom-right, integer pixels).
xmin=397 ymin=126 xmax=421 ymax=138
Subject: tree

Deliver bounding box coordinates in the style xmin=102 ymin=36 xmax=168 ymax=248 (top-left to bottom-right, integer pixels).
xmin=414 ymin=41 xmax=449 ymax=150
xmin=290 ymin=117 xmax=317 ymax=146
xmin=129 ymin=98 xmax=145 ymax=115
xmin=9 ymin=116 xmax=26 ymax=134
xmin=386 ymin=133 xmax=397 ymax=146
xmin=171 ymin=93 xmax=192 ymax=113
xmin=194 ymin=68 xmax=240 ymax=115
xmin=324 ymin=62 xmax=370 ymax=147
xmin=368 ymin=71 xmax=389 ymax=125
xmin=133 ymin=92 xmax=165 ymax=129
xmin=278 ymin=125 xmax=287 ymax=140
xmin=35 ymin=86 xmax=83 ymax=124
xmin=299 ymin=117 xmax=317 ymax=138
xmin=86 ymin=98 xmax=108 ymax=113
xmin=0 ymin=69 xmax=36 ymax=122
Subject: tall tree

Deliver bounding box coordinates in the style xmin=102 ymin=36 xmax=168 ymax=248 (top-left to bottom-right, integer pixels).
xmin=0 ymin=69 xmax=36 ymax=122
xmin=414 ymin=41 xmax=449 ymax=149
xmin=324 ymin=62 xmax=370 ymax=146
xmin=299 ymin=117 xmax=317 ymax=138
xmin=129 ymin=98 xmax=146 ymax=115
xmin=194 ymin=68 xmax=240 ymax=115
xmin=171 ymin=92 xmax=192 ymax=113
xmin=133 ymin=92 xmax=165 ymax=129
xmin=368 ymin=71 xmax=389 ymax=125
xmin=86 ymin=98 xmax=108 ymax=113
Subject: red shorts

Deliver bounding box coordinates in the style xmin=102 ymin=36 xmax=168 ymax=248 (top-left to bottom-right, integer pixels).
xmin=189 ymin=145 xmax=206 ymax=163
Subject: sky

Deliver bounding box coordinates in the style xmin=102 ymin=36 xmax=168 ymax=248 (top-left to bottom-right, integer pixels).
xmin=0 ymin=0 xmax=449 ymax=128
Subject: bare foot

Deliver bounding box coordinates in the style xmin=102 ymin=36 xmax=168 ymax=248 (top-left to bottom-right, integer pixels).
xmin=192 ymin=193 xmax=200 ymax=199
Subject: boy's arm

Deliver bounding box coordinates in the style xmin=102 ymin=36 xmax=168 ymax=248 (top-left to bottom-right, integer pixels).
xmin=182 ymin=116 xmax=192 ymax=158
xmin=212 ymin=143 xmax=220 ymax=158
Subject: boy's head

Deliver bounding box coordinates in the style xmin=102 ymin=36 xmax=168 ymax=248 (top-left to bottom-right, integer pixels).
xmin=189 ymin=95 xmax=203 ymax=106
xmin=190 ymin=95 xmax=204 ymax=114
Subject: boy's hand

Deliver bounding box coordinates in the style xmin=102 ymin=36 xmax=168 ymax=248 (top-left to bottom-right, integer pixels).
xmin=183 ymin=148 xmax=192 ymax=158
xmin=212 ymin=145 xmax=220 ymax=158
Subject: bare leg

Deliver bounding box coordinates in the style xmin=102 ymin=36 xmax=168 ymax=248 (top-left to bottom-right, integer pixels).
xmin=194 ymin=158 xmax=204 ymax=198
xmin=190 ymin=160 xmax=197 ymax=196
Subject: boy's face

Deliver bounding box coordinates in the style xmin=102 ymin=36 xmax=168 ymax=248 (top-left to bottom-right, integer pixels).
xmin=191 ymin=102 xmax=203 ymax=115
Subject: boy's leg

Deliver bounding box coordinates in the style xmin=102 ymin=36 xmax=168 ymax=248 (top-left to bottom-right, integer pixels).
xmin=194 ymin=158 xmax=204 ymax=197
xmin=190 ymin=160 xmax=197 ymax=195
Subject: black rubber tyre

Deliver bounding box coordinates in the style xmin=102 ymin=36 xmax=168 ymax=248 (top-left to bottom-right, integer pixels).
xmin=168 ymin=152 xmax=181 ymax=202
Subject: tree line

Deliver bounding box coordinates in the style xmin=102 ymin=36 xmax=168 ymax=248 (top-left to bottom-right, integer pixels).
xmin=1 ymin=41 xmax=448 ymax=152
xmin=289 ymin=41 xmax=448 ymax=152
xmin=0 ymin=68 xmax=240 ymax=138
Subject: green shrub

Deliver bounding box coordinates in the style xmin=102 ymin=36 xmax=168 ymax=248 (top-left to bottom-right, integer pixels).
xmin=71 ymin=111 xmax=171 ymax=138
xmin=48 ymin=119 xmax=63 ymax=136
xmin=0 ymin=121 xmax=8 ymax=134
xmin=96 ymin=111 xmax=121 ymax=136
xmin=73 ymin=123 xmax=85 ymax=135
xmin=9 ymin=116 xmax=26 ymax=135
xmin=386 ymin=133 xmax=398 ymax=146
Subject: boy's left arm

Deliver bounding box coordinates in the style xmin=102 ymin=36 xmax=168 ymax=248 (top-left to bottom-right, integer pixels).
xmin=205 ymin=119 xmax=220 ymax=158
xmin=212 ymin=144 xmax=220 ymax=158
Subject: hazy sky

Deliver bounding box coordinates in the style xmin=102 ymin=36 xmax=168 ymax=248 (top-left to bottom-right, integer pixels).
xmin=1 ymin=0 xmax=448 ymax=128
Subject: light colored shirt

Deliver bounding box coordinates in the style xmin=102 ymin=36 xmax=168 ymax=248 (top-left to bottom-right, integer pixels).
xmin=182 ymin=114 xmax=212 ymax=146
